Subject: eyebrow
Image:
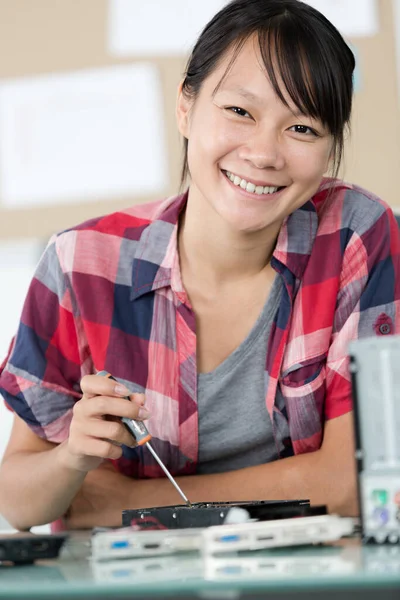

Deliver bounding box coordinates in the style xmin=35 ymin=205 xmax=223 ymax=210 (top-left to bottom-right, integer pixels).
xmin=216 ymin=85 xmax=264 ymax=106
xmin=216 ymin=85 xmax=308 ymax=119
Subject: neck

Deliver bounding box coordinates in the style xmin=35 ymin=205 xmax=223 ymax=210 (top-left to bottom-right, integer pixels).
xmin=179 ymin=190 xmax=280 ymax=289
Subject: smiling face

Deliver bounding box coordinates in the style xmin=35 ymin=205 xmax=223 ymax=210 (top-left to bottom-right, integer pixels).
xmin=177 ymin=36 xmax=334 ymax=236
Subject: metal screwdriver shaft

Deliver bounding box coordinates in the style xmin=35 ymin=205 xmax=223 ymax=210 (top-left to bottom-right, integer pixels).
xmin=145 ymin=442 xmax=191 ymax=507
xmin=96 ymin=371 xmax=192 ymax=507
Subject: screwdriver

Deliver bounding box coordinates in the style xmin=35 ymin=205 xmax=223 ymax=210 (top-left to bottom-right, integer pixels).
xmin=96 ymin=370 xmax=191 ymax=507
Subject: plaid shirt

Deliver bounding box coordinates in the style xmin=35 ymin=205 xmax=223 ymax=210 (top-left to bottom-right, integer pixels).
xmin=1 ymin=178 xmax=399 ymax=478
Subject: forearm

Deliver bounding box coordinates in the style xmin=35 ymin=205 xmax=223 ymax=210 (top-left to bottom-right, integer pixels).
xmin=0 ymin=441 xmax=87 ymax=530
xmin=65 ymin=448 xmax=358 ymax=529
xmin=133 ymin=449 xmax=359 ymax=516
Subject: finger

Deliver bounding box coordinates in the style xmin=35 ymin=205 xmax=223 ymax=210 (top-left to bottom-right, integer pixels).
xmin=74 ymin=395 xmax=151 ymax=421
xmin=81 ymin=438 xmax=124 ymax=460
xmin=80 ymin=374 xmax=131 ymax=398
xmin=77 ymin=419 xmax=137 ymax=448
xmin=80 ymin=392 xmax=146 ymax=408
xmin=80 ymin=393 xmax=146 ymax=408
xmin=130 ymin=393 xmax=145 ymax=406
xmin=80 ymin=375 xmax=146 ymax=406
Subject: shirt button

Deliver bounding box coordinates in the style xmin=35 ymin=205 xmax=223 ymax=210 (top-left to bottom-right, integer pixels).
xmin=379 ymin=323 xmax=391 ymax=335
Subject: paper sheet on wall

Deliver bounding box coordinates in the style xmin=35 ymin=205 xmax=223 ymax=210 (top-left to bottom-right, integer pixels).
xmin=0 ymin=64 xmax=168 ymax=209
xmin=108 ymin=0 xmax=378 ymax=58
xmin=108 ymin=0 xmax=229 ymax=56
xmin=303 ymin=0 xmax=379 ymax=38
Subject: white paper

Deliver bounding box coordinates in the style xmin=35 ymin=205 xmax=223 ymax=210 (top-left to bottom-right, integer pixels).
xmin=108 ymin=0 xmax=228 ymax=56
xmin=0 ymin=64 xmax=169 ymax=208
xmin=303 ymin=0 xmax=379 ymax=38
xmin=108 ymin=0 xmax=378 ymax=57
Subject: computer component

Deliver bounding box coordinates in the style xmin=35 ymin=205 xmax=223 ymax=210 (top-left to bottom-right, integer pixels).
xmin=350 ymin=335 xmax=400 ymax=544
xmin=121 ymin=499 xmax=326 ymax=529
xmin=201 ymin=514 xmax=355 ymax=555
xmin=0 ymin=532 xmax=68 ymax=565
xmin=92 ymin=527 xmax=202 ymax=561
xmin=92 ymin=514 xmax=353 ymax=561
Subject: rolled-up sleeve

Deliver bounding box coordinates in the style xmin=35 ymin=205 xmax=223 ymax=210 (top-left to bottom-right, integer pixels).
xmin=0 ymin=235 xmax=83 ymax=442
xmin=325 ymin=206 xmax=400 ymax=420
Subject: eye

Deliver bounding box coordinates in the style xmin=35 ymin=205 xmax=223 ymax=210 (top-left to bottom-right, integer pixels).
xmin=290 ymin=124 xmax=318 ymax=136
xmin=226 ymin=106 xmax=252 ymax=118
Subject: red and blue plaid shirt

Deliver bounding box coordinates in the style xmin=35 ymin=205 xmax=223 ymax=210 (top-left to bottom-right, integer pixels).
xmin=1 ymin=178 xmax=400 ymax=478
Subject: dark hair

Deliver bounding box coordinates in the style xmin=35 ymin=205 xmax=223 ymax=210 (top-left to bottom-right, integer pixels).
xmin=180 ymin=0 xmax=355 ymax=187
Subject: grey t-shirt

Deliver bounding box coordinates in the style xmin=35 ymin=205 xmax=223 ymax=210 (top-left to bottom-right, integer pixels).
xmin=196 ymin=275 xmax=284 ymax=474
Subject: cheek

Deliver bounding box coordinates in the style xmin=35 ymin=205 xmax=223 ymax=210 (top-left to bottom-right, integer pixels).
xmin=188 ymin=109 xmax=243 ymax=161
xmin=286 ymin=144 xmax=331 ymax=180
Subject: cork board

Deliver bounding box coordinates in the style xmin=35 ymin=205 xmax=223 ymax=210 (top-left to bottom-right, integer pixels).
xmin=0 ymin=0 xmax=398 ymax=240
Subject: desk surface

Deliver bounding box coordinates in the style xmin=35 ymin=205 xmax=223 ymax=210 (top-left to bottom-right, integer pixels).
xmin=1 ymin=533 xmax=400 ymax=599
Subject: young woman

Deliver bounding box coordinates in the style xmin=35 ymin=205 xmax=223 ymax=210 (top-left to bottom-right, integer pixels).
xmin=1 ymin=0 xmax=399 ymax=530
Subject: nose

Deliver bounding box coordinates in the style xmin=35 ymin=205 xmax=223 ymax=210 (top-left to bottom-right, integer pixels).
xmin=238 ymin=127 xmax=285 ymax=170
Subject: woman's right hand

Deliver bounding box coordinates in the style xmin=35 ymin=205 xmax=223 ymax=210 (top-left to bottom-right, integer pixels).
xmin=59 ymin=374 xmax=150 ymax=473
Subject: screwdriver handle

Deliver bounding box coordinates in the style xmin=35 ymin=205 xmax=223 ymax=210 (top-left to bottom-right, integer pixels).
xmin=96 ymin=370 xmax=151 ymax=446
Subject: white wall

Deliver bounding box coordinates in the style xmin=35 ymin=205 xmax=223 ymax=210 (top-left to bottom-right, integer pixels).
xmin=0 ymin=239 xmax=43 ymax=457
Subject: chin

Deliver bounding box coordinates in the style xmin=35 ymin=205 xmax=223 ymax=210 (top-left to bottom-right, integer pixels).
xmin=217 ymin=204 xmax=274 ymax=234
xmin=226 ymin=216 xmax=271 ymax=234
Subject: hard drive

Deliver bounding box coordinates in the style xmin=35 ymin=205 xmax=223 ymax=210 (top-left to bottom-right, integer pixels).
xmin=122 ymin=499 xmax=326 ymax=529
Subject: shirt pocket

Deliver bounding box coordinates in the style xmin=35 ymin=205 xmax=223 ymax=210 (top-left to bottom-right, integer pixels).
xmin=280 ymin=359 xmax=326 ymax=390
xmin=278 ymin=359 xmax=327 ymax=448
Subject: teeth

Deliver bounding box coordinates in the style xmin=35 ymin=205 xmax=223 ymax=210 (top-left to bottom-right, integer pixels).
xmin=224 ymin=171 xmax=279 ymax=195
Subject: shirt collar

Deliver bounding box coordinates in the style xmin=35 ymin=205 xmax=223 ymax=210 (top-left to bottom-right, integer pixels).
xmin=131 ymin=183 xmax=327 ymax=300
xmin=273 ymin=179 xmax=332 ymax=279
xmin=273 ymin=199 xmax=318 ymax=280
xmin=131 ymin=192 xmax=188 ymax=301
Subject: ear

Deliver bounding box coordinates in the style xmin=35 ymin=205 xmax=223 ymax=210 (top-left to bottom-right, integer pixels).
xmin=176 ymin=80 xmax=193 ymax=139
